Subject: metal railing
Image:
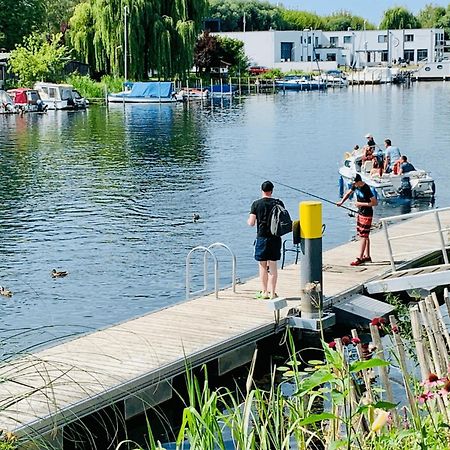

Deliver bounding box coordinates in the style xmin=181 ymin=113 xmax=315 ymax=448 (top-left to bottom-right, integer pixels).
xmin=185 ymin=243 xmax=237 ymax=300
xmin=380 ymin=206 xmax=450 ymax=272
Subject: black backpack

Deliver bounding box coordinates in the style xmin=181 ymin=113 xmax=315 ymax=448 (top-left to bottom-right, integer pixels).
xmin=269 ymin=201 xmax=292 ymax=237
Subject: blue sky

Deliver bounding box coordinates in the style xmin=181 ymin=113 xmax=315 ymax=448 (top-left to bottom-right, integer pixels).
xmin=278 ymin=1 xmax=450 ymax=25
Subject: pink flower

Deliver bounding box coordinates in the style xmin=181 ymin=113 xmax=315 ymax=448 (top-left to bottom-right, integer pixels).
xmin=418 ymin=391 xmax=434 ymax=404
xmin=371 ymin=317 xmax=386 ymax=328
xmin=421 ymin=373 xmax=442 ymax=388
xmin=438 ymin=378 xmax=450 ymax=397
xmin=328 ymin=341 xmax=336 ymax=349
xmin=341 ymin=336 xmax=351 ymax=346
xmin=391 ymin=325 xmax=399 ymax=334
xmin=351 ymin=337 xmax=361 ymax=345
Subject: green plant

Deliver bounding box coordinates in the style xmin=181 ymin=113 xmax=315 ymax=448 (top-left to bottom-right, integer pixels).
xmin=8 ymin=32 xmax=68 ymax=86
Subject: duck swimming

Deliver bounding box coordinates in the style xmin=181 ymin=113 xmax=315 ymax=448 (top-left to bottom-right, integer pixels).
xmin=0 ymin=286 xmax=13 ymax=297
xmin=52 ymin=269 xmax=68 ymax=278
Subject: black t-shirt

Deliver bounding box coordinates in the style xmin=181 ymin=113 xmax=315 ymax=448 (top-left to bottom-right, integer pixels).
xmin=352 ymin=183 xmax=374 ymax=217
xmin=250 ymin=197 xmax=284 ymax=237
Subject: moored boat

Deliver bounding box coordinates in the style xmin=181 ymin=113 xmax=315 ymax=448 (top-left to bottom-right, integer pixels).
xmin=315 ymin=70 xmax=348 ymax=87
xmin=34 ymin=82 xmax=88 ymax=110
xmin=0 ymin=90 xmax=18 ymax=114
xmin=108 ymin=81 xmax=179 ymax=103
xmin=275 ymin=76 xmax=327 ymax=91
xmin=338 ymin=148 xmax=435 ymax=201
xmin=7 ymin=88 xmax=47 ymax=112
xmin=176 ymin=87 xmax=208 ymax=100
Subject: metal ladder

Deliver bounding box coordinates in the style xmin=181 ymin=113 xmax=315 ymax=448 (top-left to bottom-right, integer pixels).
xmin=185 ymin=242 xmax=237 ymax=300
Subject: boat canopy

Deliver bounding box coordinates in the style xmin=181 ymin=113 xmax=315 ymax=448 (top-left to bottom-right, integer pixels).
xmin=128 ymin=82 xmax=173 ymax=98
xmin=0 ymin=90 xmax=13 ymax=104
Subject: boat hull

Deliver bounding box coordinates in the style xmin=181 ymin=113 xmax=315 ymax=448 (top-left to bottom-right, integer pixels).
xmin=108 ymin=95 xmax=178 ymax=103
xmin=339 ymin=170 xmax=435 ymax=200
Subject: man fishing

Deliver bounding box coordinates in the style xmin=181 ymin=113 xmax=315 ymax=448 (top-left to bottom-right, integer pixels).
xmin=337 ymin=174 xmax=378 ymax=266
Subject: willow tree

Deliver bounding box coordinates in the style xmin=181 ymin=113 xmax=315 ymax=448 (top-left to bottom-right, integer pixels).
xmin=68 ymin=0 xmax=207 ymax=79
xmin=380 ymin=7 xmax=420 ymax=30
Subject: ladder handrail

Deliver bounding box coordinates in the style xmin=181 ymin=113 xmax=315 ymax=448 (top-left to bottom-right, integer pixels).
xmin=186 ymin=246 xmax=219 ymax=300
xmin=207 ymin=242 xmax=237 ymax=293
xmin=381 ymin=207 xmax=449 ymax=271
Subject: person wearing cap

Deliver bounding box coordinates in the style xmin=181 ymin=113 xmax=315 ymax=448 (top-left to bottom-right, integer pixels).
xmin=337 ymin=174 xmax=378 ymax=266
xmin=248 ymin=181 xmax=284 ymax=299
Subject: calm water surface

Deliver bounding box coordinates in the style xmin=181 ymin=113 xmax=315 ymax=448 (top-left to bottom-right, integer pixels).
xmin=0 ymin=83 xmax=448 ymax=355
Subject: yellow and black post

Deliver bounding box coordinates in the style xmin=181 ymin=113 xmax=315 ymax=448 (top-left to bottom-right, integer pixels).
xmin=299 ymin=201 xmax=323 ymax=319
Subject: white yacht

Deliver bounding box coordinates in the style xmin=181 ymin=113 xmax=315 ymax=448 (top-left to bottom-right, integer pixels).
xmin=34 ymin=83 xmax=88 ymax=110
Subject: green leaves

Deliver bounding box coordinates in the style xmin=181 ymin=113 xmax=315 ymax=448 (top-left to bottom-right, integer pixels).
xmin=349 ymin=358 xmax=389 ymax=373
xmin=8 ymin=33 xmax=68 ymax=86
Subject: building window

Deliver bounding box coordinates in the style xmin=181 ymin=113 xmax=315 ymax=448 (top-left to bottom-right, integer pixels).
xmin=326 ymin=53 xmax=336 ymax=61
xmin=404 ymin=50 xmax=415 ymax=63
xmin=280 ymin=42 xmax=294 ymax=61
xmin=330 ymin=36 xmax=338 ymax=46
xmin=378 ymin=35 xmax=387 ymax=43
xmin=404 ymin=34 xmax=414 ymax=42
xmin=308 ymin=36 xmax=311 ymax=44
xmin=417 ymin=49 xmax=428 ymax=61
xmin=381 ymin=50 xmax=388 ymax=62
xmin=343 ymin=36 xmax=352 ymax=44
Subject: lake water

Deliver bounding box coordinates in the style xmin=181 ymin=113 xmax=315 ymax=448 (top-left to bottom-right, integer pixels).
xmin=0 ymin=83 xmax=448 ymax=356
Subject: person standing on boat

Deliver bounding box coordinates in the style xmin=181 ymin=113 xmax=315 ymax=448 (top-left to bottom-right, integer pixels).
xmin=248 ymin=181 xmax=283 ymax=299
xmin=383 ymin=139 xmax=402 ymax=173
xmin=365 ymin=133 xmax=383 ymax=170
xmin=337 ymin=174 xmax=378 ymax=266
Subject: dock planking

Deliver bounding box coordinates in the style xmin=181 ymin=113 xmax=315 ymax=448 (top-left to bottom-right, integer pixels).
xmin=1 ymin=208 xmax=450 ymax=442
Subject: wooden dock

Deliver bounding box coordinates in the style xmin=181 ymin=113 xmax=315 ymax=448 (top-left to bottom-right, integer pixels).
xmin=2 ymin=207 xmax=450 ymax=445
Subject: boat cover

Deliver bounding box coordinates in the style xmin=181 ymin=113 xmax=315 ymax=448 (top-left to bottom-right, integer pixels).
xmin=128 ymin=82 xmax=173 ymax=98
xmin=0 ymin=90 xmax=13 ymax=104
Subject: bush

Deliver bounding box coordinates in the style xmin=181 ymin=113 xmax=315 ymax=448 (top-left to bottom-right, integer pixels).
xmin=66 ymin=74 xmax=125 ymax=99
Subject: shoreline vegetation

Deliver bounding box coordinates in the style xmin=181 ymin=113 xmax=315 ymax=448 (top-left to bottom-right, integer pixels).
xmin=3 ymin=293 xmax=450 ymax=449
xmin=2 ymin=1 xmax=450 ymax=92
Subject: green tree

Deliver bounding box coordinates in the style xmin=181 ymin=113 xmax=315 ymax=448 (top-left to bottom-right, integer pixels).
xmin=68 ymin=0 xmax=207 ymax=79
xmin=8 ymin=33 xmax=68 ymax=86
xmin=281 ymin=10 xmax=325 ymax=30
xmin=0 ymin=0 xmax=45 ymax=50
xmin=217 ymin=35 xmax=248 ymax=75
xmin=42 ymin=0 xmax=82 ymax=33
xmin=208 ymin=0 xmax=284 ymax=32
xmin=194 ymin=32 xmax=248 ymax=75
xmin=380 ymin=6 xmax=421 ymax=29
xmin=324 ymin=10 xmax=376 ymax=31
xmin=417 ymin=3 xmax=446 ymax=28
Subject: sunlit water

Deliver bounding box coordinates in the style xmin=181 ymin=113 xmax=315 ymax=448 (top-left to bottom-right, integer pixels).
xmin=0 ymin=83 xmax=448 ymax=355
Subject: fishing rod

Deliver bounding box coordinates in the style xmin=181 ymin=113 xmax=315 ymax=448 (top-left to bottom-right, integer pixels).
xmin=271 ymin=179 xmax=358 ymax=216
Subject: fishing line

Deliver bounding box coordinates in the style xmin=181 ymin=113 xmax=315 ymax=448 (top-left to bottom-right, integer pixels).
xmin=269 ymin=179 xmax=358 ymax=216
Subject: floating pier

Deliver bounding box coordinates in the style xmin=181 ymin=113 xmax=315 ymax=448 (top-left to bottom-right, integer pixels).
xmin=1 ymin=207 xmax=450 ymax=447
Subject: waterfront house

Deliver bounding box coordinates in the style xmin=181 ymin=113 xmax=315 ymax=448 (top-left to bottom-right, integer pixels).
xmin=216 ymin=28 xmax=445 ymax=71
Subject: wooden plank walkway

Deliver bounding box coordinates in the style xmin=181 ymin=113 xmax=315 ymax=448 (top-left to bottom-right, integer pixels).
xmin=1 ymin=208 xmax=450 ymax=441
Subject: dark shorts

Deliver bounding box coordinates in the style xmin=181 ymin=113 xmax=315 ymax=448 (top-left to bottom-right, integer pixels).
xmin=254 ymin=236 xmax=282 ymax=261
xmin=356 ymin=214 xmax=373 ymax=238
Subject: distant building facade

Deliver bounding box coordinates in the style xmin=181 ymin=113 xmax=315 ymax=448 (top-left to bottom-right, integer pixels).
xmin=217 ymin=28 xmax=445 ymax=71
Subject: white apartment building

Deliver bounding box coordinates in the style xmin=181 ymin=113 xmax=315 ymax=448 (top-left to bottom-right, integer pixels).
xmin=217 ymin=28 xmax=445 ymax=71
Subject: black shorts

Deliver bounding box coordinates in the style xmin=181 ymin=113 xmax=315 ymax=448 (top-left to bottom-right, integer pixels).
xmin=254 ymin=236 xmax=282 ymax=261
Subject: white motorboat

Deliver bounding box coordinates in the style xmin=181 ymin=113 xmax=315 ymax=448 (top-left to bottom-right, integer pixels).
xmin=338 ymin=149 xmax=435 ymax=200
xmin=275 ymin=76 xmax=327 ymax=91
xmin=34 ymin=82 xmax=89 ymax=110
xmin=315 ymin=70 xmax=348 ymax=87
xmin=0 ymin=90 xmax=18 ymax=114
xmin=175 ymin=88 xmax=208 ymax=100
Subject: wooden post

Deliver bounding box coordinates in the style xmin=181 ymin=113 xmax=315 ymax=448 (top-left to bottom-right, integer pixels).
xmin=410 ymin=306 xmax=431 ymax=380
xmin=369 ymin=325 xmax=396 ymax=409
xmin=389 ymin=316 xmax=418 ymax=418
xmin=418 ymin=300 xmax=443 ymax=376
